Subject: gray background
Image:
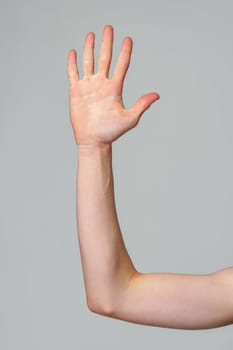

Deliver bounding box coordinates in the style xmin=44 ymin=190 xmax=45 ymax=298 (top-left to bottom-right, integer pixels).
xmin=1 ymin=0 xmax=233 ymax=348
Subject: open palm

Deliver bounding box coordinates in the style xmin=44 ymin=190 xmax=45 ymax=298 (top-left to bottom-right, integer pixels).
xmin=67 ymin=25 xmax=160 ymax=147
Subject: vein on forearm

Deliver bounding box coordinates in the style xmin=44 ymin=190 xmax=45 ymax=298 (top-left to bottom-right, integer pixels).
xmin=76 ymin=144 xmax=136 ymax=308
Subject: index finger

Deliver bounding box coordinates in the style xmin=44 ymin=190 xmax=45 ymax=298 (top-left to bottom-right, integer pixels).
xmin=112 ymin=36 xmax=133 ymax=92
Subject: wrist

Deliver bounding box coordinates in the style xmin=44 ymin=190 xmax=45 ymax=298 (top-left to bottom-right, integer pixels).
xmin=77 ymin=142 xmax=112 ymax=157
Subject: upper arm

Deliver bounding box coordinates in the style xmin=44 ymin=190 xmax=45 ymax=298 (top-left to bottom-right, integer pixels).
xmin=109 ymin=267 xmax=233 ymax=330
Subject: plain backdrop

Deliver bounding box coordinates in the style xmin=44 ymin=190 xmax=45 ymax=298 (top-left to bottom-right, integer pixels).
xmin=1 ymin=0 xmax=233 ymax=349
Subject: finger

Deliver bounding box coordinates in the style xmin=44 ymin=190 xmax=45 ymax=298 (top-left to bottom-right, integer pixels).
xmin=67 ymin=49 xmax=79 ymax=85
xmin=97 ymin=25 xmax=113 ymax=77
xmin=82 ymin=32 xmax=95 ymax=77
xmin=112 ymin=36 xmax=133 ymax=91
xmin=127 ymin=92 xmax=160 ymax=126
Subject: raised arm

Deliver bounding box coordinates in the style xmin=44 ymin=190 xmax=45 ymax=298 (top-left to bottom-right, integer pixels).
xmin=67 ymin=25 xmax=233 ymax=330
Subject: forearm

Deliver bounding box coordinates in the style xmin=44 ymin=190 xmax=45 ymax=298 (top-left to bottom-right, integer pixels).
xmin=76 ymin=143 xmax=137 ymax=314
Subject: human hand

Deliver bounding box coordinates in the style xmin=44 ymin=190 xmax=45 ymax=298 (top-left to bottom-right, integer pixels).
xmin=67 ymin=25 xmax=160 ymax=147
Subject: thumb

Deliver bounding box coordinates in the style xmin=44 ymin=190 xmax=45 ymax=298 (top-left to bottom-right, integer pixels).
xmin=128 ymin=92 xmax=160 ymax=127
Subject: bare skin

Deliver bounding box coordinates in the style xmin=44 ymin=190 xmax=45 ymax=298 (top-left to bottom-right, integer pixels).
xmin=67 ymin=25 xmax=233 ymax=330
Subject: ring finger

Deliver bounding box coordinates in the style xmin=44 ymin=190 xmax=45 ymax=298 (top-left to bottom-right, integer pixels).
xmin=82 ymin=31 xmax=95 ymax=77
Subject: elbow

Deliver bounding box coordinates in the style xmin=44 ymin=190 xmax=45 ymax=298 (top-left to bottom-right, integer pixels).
xmin=87 ymin=297 xmax=115 ymax=317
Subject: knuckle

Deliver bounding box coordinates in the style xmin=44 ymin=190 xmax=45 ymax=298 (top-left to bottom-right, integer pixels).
xmin=129 ymin=114 xmax=139 ymax=128
xmin=99 ymin=54 xmax=109 ymax=63
xmin=83 ymin=59 xmax=91 ymax=66
xmin=67 ymin=64 xmax=77 ymax=75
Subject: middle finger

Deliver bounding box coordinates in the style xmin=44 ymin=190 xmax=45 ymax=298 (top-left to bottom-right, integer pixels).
xmin=97 ymin=25 xmax=114 ymax=77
